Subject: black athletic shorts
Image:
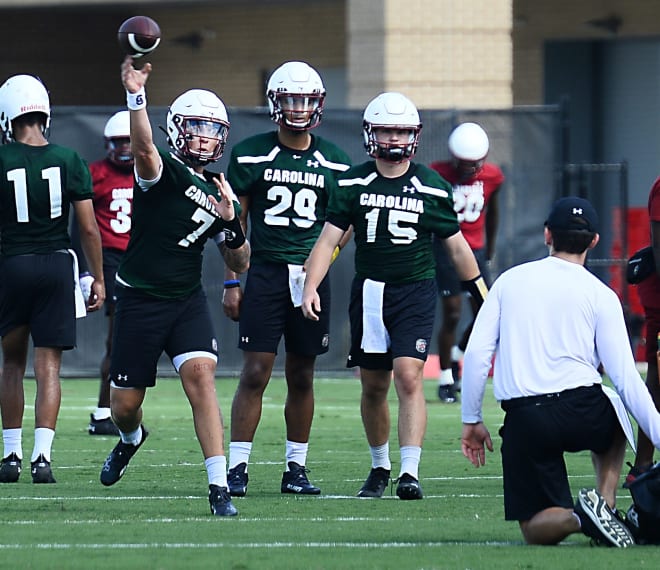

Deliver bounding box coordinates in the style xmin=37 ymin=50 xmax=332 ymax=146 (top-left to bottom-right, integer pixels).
xmin=102 ymin=247 xmax=123 ymax=315
xmin=238 ymin=262 xmax=330 ymax=356
xmin=499 ymin=384 xmax=619 ymax=521
xmin=347 ymin=277 xmax=436 ymax=371
xmin=110 ymin=285 xmax=217 ymax=388
xmin=0 ymin=252 xmax=76 ymax=349
xmin=434 ymin=241 xmax=491 ymax=297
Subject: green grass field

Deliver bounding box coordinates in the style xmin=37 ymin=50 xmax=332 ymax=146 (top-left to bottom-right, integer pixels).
xmin=1 ymin=375 xmax=659 ymax=569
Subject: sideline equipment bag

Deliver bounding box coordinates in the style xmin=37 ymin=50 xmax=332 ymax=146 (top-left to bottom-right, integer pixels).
xmin=624 ymin=462 xmax=660 ymax=544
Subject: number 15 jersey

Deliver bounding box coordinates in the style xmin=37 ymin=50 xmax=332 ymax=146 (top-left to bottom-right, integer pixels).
xmin=227 ymin=131 xmax=351 ymax=265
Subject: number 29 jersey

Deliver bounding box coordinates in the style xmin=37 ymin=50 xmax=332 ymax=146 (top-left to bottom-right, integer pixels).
xmin=227 ymin=131 xmax=351 ymax=265
xmin=328 ymin=161 xmax=459 ymax=284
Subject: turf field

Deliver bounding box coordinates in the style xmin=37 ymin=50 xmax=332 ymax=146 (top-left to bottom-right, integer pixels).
xmin=1 ymin=375 xmax=659 ymax=569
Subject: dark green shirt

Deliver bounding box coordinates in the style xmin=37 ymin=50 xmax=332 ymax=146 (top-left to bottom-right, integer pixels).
xmin=118 ymin=150 xmax=240 ymax=299
xmin=227 ymin=131 xmax=351 ymax=265
xmin=0 ymin=142 xmax=92 ymax=255
xmin=328 ymin=161 xmax=459 ymax=284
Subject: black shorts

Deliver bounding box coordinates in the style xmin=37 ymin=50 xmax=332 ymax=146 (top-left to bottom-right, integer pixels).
xmin=434 ymin=241 xmax=491 ymax=297
xmin=110 ymin=285 xmax=217 ymax=388
xmin=499 ymin=384 xmax=619 ymax=521
xmin=347 ymin=277 xmax=436 ymax=371
xmin=0 ymin=252 xmax=76 ymax=349
xmin=102 ymin=248 xmax=123 ymax=315
xmin=238 ymin=262 xmax=330 ymax=356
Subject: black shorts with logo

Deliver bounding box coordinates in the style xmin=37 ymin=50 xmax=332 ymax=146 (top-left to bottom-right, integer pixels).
xmin=238 ymin=262 xmax=330 ymax=356
xmin=347 ymin=277 xmax=436 ymax=371
xmin=0 ymin=252 xmax=76 ymax=349
xmin=110 ymin=285 xmax=217 ymax=388
xmin=499 ymin=384 xmax=619 ymax=521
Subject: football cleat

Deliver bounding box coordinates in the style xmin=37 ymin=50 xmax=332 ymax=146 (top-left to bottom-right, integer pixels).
xmin=281 ymin=462 xmax=321 ymax=495
xmin=227 ymin=462 xmax=249 ymax=497
xmin=0 ymin=452 xmax=22 ymax=483
xmin=357 ymin=467 xmax=391 ymax=498
xmin=438 ymin=384 xmax=457 ymax=404
xmin=88 ymin=414 xmax=120 ymax=436
xmin=100 ymin=426 xmax=149 ymax=486
xmin=395 ymin=473 xmax=423 ymax=500
xmin=31 ymin=454 xmax=56 ymax=484
xmin=574 ymin=488 xmax=634 ymax=547
xmin=208 ymin=484 xmax=238 ymax=517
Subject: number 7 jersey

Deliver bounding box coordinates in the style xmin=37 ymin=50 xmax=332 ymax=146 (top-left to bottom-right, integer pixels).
xmin=227 ymin=131 xmax=351 ymax=265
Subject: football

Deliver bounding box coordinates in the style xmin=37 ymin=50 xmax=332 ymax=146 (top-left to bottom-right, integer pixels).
xmin=117 ymin=16 xmax=161 ymax=58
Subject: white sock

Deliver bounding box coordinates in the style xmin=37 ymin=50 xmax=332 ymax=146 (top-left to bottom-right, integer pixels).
xmin=120 ymin=425 xmax=143 ymax=446
xmin=285 ymin=440 xmax=308 ymax=468
xmin=3 ymin=428 xmax=22 ymax=460
xmin=438 ymin=368 xmax=455 ymax=387
xmin=399 ymin=445 xmax=421 ymax=479
xmin=31 ymin=427 xmax=55 ymax=463
xmin=228 ymin=441 xmax=252 ymax=470
xmin=572 ymin=511 xmax=582 ymax=528
xmin=451 ymin=345 xmax=464 ymax=362
xmin=369 ymin=442 xmax=392 ymax=470
xmin=93 ymin=407 xmax=112 ymax=421
xmin=205 ymin=455 xmax=228 ymax=488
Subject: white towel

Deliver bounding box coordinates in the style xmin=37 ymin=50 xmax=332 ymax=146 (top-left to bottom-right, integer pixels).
xmin=361 ymin=279 xmax=389 ymax=353
xmin=602 ymin=385 xmax=636 ymax=452
xmin=288 ymin=264 xmax=306 ymax=308
xmin=68 ymin=249 xmax=87 ymax=319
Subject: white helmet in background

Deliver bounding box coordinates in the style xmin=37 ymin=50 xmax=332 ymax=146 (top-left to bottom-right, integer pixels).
xmin=362 ymin=92 xmax=422 ymax=162
xmin=0 ymin=74 xmax=50 ymax=143
xmin=165 ymin=89 xmax=230 ymax=166
xmin=448 ymin=122 xmax=489 ymax=161
xmin=104 ymin=110 xmax=133 ymax=169
xmin=266 ymin=61 xmax=325 ymax=131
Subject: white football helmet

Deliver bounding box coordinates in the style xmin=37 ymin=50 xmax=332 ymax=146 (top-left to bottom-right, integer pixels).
xmin=362 ymin=92 xmax=422 ymax=162
xmin=266 ymin=61 xmax=325 ymax=131
xmin=166 ymin=89 xmax=230 ymax=166
xmin=104 ymin=110 xmax=133 ymax=168
xmin=448 ymin=122 xmax=489 ymax=161
xmin=0 ymin=74 xmax=50 ymax=143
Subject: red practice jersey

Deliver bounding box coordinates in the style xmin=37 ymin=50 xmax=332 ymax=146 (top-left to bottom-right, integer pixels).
xmin=89 ymin=159 xmax=134 ymax=251
xmin=429 ymin=161 xmax=504 ymax=250
xmin=637 ymin=176 xmax=660 ymax=310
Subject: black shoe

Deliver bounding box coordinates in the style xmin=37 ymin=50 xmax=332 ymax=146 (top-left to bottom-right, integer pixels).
xmin=357 ymin=467 xmax=391 ymax=498
xmin=395 ymin=473 xmax=423 ymax=500
xmin=208 ymin=484 xmax=238 ymax=517
xmin=227 ymin=462 xmax=249 ymax=497
xmin=31 ymin=454 xmax=56 ymax=484
xmin=574 ymin=488 xmax=634 ymax=547
xmin=438 ymin=384 xmax=457 ymax=404
xmin=100 ymin=426 xmax=149 ymax=487
xmin=451 ymin=360 xmax=461 ymax=391
xmin=88 ymin=414 xmax=120 ymax=436
xmin=281 ymin=461 xmax=321 ymax=495
xmin=0 ymin=452 xmax=22 ymax=483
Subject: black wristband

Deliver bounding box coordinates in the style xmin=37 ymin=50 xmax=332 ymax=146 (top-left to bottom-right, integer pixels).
xmin=223 ymin=216 xmax=246 ymax=249
xmin=461 ymin=274 xmax=488 ymax=307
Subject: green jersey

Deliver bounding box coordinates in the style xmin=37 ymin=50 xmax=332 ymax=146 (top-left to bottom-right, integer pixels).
xmin=118 ymin=150 xmax=239 ymax=299
xmin=328 ymin=161 xmax=459 ymax=284
xmin=227 ymin=131 xmax=351 ymax=265
xmin=0 ymin=142 xmax=92 ymax=255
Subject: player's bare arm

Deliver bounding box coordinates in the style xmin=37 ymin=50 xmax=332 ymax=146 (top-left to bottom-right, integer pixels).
xmin=121 ymin=55 xmax=160 ymax=181
xmin=73 ymin=199 xmax=106 ymax=311
xmin=301 ymin=222 xmax=344 ymax=321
